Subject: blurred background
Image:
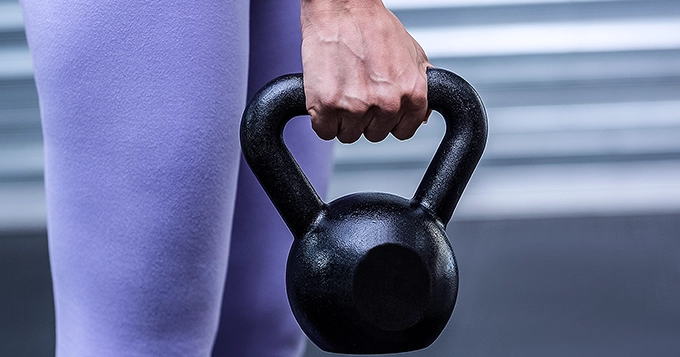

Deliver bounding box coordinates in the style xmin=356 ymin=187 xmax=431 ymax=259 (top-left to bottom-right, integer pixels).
xmin=1 ymin=0 xmax=680 ymax=356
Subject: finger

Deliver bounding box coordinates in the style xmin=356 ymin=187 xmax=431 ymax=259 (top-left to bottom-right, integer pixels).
xmin=391 ymin=112 xmax=418 ymax=140
xmin=310 ymin=108 xmax=340 ymax=141
xmin=423 ymin=109 xmax=433 ymax=123
xmin=391 ymin=100 xmax=429 ymax=141
xmin=336 ymin=112 xmax=366 ymax=144
xmin=363 ymin=116 xmax=391 ymax=143
xmin=391 ymin=88 xmax=429 ymax=140
xmin=363 ymin=104 xmax=400 ymax=143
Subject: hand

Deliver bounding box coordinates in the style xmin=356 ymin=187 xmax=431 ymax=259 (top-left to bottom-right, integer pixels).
xmin=300 ymin=0 xmax=432 ymax=143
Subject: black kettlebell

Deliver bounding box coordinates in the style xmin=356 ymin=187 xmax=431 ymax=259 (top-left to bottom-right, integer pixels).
xmin=240 ymin=68 xmax=487 ymax=354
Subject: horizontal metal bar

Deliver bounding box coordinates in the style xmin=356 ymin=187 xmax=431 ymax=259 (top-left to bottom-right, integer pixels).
xmin=411 ymin=18 xmax=680 ymax=58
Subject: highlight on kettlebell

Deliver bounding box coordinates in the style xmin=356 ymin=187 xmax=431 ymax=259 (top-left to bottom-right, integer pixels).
xmin=240 ymin=67 xmax=487 ymax=354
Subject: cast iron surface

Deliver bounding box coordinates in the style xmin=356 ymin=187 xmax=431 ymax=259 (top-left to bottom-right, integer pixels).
xmin=240 ymin=68 xmax=487 ymax=354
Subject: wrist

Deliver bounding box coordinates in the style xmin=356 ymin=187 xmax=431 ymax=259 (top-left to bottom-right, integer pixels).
xmin=300 ymin=0 xmax=385 ymax=13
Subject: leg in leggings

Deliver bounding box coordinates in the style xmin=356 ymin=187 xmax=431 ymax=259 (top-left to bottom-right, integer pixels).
xmin=211 ymin=0 xmax=333 ymax=356
xmin=21 ymin=1 xmax=251 ymax=355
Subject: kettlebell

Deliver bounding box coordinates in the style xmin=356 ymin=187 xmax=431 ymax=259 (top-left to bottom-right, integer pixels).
xmin=240 ymin=68 xmax=487 ymax=354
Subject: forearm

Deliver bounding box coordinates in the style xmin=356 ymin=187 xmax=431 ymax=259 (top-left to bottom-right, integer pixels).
xmin=300 ymin=0 xmax=385 ymax=11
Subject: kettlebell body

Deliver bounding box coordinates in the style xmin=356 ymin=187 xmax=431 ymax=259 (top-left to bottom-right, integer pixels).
xmin=288 ymin=192 xmax=457 ymax=353
xmin=241 ymin=68 xmax=487 ymax=354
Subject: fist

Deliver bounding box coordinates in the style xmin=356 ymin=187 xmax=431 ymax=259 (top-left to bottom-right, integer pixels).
xmin=301 ymin=0 xmax=431 ymax=143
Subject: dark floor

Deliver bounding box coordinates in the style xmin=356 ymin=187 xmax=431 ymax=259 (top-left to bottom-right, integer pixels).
xmin=2 ymin=213 xmax=680 ymax=356
xmin=0 ymin=229 xmax=54 ymax=356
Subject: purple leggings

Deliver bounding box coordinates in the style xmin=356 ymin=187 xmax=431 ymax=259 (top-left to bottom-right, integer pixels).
xmin=20 ymin=0 xmax=333 ymax=355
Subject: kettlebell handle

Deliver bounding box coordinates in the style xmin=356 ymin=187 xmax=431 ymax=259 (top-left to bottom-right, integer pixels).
xmin=240 ymin=68 xmax=487 ymax=238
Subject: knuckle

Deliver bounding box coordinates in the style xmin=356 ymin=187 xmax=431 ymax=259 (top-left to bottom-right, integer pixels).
xmin=311 ymin=87 xmax=343 ymax=111
xmin=307 ymin=106 xmax=320 ymax=119
xmin=413 ymin=91 xmax=428 ymax=108
xmin=403 ymin=88 xmax=427 ymax=110
xmin=347 ymin=100 xmax=371 ymax=117
xmin=378 ymin=98 xmax=401 ymax=118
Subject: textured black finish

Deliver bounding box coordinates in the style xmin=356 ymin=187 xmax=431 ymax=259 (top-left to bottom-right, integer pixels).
xmin=414 ymin=69 xmax=488 ymax=224
xmin=240 ymin=68 xmax=487 ymax=354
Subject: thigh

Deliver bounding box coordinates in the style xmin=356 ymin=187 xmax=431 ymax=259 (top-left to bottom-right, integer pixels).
xmin=21 ymin=1 xmax=250 ymax=355
xmin=212 ymin=0 xmax=334 ymax=356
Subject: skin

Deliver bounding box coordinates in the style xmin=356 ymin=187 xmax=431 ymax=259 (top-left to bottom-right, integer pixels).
xmin=301 ymin=0 xmax=432 ymax=143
